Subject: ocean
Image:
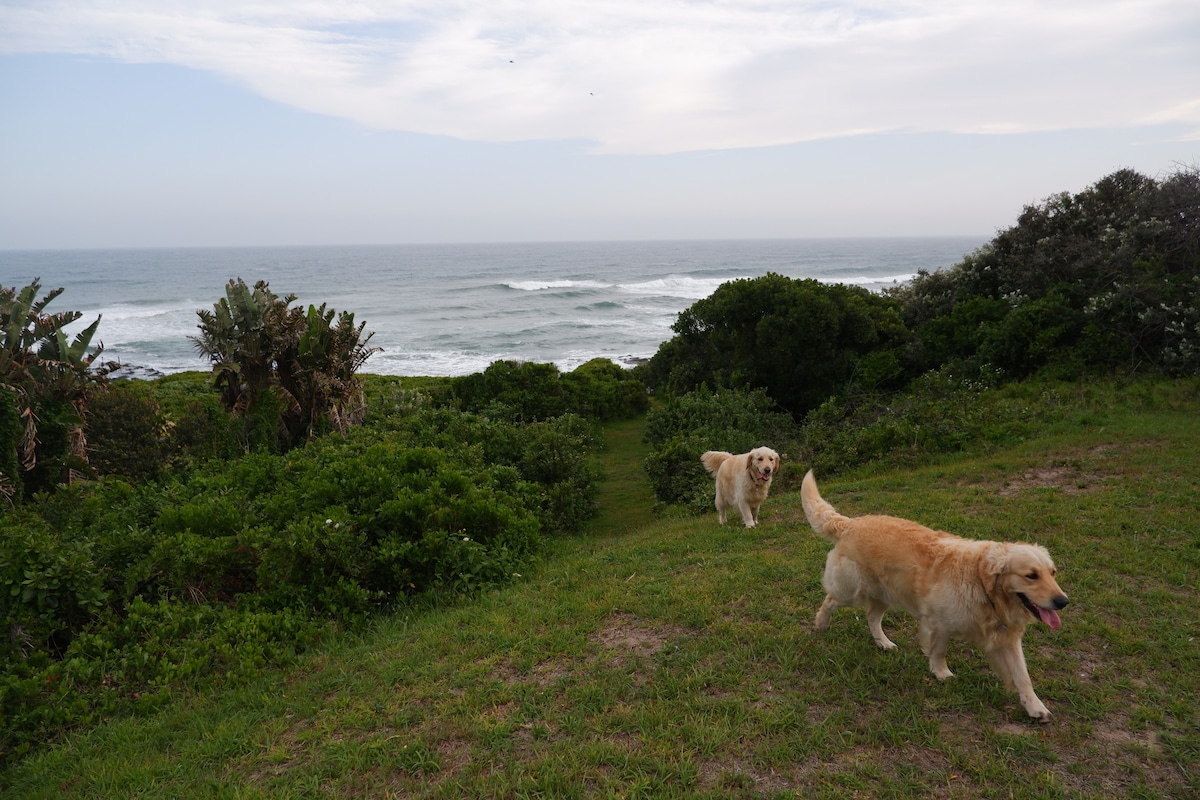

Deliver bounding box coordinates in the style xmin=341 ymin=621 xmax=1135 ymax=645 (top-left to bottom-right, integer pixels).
xmin=0 ymin=238 xmax=986 ymax=377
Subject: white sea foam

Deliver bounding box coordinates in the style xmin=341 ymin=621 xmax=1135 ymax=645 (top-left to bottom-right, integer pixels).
xmin=617 ymin=275 xmax=747 ymax=300
xmin=504 ymin=279 xmax=610 ymax=291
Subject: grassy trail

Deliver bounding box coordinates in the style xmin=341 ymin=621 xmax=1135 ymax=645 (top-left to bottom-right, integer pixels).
xmin=584 ymin=414 xmax=657 ymax=537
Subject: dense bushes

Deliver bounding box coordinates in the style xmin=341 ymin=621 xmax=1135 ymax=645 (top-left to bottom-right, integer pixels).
xmin=447 ymin=357 xmax=649 ymax=421
xmin=642 ymin=273 xmax=909 ymax=416
xmin=3 ymin=373 xmax=604 ymax=764
xmin=895 ymin=166 xmax=1200 ymax=379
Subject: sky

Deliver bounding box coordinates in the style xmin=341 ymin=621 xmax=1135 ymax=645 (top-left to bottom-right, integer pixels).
xmin=1 ymin=0 xmax=1198 ymax=250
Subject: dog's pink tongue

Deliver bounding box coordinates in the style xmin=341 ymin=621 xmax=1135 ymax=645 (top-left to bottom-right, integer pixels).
xmin=1038 ymin=607 xmax=1062 ymax=630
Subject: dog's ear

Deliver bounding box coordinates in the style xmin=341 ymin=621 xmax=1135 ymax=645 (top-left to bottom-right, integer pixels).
xmin=983 ymin=545 xmax=1009 ymax=579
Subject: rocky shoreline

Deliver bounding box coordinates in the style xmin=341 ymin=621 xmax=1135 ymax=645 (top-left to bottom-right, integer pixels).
xmin=106 ymin=363 xmax=168 ymax=381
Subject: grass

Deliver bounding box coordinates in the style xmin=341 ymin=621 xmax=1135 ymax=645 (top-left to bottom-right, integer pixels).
xmin=3 ymin=383 xmax=1199 ymax=798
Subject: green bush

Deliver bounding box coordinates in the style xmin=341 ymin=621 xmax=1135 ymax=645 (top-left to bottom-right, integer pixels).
xmin=0 ymin=511 xmax=108 ymax=659
xmin=0 ymin=391 xmax=608 ymax=764
xmin=561 ymin=358 xmax=650 ymax=420
xmin=895 ymin=166 xmax=1200 ymax=379
xmin=85 ymin=384 xmax=169 ymax=481
xmin=447 ymin=358 xmax=648 ymax=422
xmin=449 ymin=360 xmax=567 ymax=421
xmin=643 ymin=273 xmax=910 ymax=417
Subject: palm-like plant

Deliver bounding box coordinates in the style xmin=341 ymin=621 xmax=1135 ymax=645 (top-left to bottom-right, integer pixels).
xmin=191 ymin=279 xmax=303 ymax=414
xmin=192 ymin=279 xmax=378 ymax=451
xmin=0 ymin=280 xmax=108 ymax=501
xmin=276 ymin=304 xmax=379 ymax=442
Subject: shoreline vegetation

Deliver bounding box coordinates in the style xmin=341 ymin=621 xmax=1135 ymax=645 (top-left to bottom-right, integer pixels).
xmin=3 ymin=167 xmax=1199 ymax=796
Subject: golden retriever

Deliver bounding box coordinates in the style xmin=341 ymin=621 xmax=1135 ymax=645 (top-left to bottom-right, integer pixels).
xmin=700 ymin=447 xmax=779 ymax=528
xmin=800 ymin=469 xmax=1068 ymax=721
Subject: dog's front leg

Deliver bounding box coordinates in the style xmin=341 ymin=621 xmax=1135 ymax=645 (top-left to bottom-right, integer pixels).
xmin=919 ymin=622 xmax=953 ymax=679
xmin=737 ymin=501 xmax=757 ymax=528
xmin=988 ymin=641 xmax=1051 ymax=722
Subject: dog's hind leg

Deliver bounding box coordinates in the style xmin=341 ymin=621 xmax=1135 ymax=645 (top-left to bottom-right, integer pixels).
xmin=814 ymin=595 xmax=841 ymax=631
xmin=865 ymin=600 xmax=898 ymax=650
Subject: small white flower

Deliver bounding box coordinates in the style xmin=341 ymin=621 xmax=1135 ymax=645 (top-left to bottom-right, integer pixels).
xmin=325 ymin=518 xmax=333 ymax=525
xmin=463 ymin=536 xmax=471 ymax=542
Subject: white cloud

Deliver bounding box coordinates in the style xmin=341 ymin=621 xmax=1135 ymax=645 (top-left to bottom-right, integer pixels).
xmin=3 ymin=0 xmax=1199 ymax=154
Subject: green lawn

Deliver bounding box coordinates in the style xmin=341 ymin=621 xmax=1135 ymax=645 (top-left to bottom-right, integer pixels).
xmin=3 ymin=392 xmax=1198 ymax=798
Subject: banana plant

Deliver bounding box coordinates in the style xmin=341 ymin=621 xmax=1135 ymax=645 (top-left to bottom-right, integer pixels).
xmin=0 ymin=279 xmax=107 ymax=500
xmin=276 ymin=303 xmax=379 ymax=442
xmin=192 ymin=278 xmax=302 ymax=414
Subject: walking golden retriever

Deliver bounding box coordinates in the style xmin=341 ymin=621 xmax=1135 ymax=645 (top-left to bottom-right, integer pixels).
xmin=800 ymin=469 xmax=1069 ymax=721
xmin=700 ymin=447 xmax=779 ymax=528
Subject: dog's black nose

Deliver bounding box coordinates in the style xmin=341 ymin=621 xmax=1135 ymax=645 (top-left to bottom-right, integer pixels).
xmin=1052 ymin=595 xmax=1069 ymax=610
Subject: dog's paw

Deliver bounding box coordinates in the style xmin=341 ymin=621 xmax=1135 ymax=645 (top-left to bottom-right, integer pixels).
xmin=1025 ymin=702 xmax=1052 ymax=722
xmin=933 ymin=667 xmax=954 ymax=680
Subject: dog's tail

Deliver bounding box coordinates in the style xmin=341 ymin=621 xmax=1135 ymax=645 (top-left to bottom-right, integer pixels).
xmin=801 ymin=469 xmax=850 ymax=541
xmin=700 ymin=451 xmax=732 ymax=476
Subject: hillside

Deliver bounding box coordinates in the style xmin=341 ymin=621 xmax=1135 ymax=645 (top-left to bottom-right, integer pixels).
xmin=3 ymin=380 xmax=1197 ymax=799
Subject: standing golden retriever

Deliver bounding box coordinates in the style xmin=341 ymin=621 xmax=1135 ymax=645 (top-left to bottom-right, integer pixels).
xmin=700 ymin=447 xmax=779 ymax=528
xmin=800 ymin=469 xmax=1068 ymax=721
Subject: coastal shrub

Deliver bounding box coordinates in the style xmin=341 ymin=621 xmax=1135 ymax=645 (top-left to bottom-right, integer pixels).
xmin=0 ymin=417 xmax=567 ymax=763
xmin=894 ymin=166 xmax=1200 ymax=380
xmin=789 ymin=367 xmax=1087 ymax=477
xmin=447 ymin=358 xmax=648 ymax=422
xmin=643 ymin=273 xmax=910 ymax=417
xmin=85 ymin=384 xmax=170 ymax=481
xmin=643 ymin=387 xmax=800 ymax=510
xmin=448 ymin=360 xmax=568 ymax=421
xmin=369 ymin=407 xmax=602 ymax=534
xmin=561 ymin=358 xmax=650 ymax=420
xmin=0 ymin=511 xmax=108 ymax=659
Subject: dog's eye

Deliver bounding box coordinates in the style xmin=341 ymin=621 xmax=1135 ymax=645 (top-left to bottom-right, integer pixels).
xmin=1026 ymin=571 xmax=1039 ymax=580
